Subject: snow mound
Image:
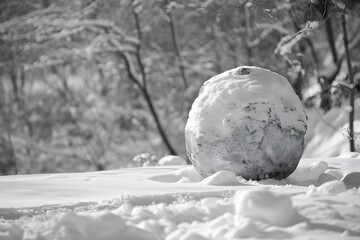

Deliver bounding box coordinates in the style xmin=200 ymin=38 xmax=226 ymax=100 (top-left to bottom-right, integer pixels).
xmin=201 ymin=170 xmax=242 ymax=186
xmin=227 ymin=218 xmax=291 ymax=239
xmin=288 ymin=161 xmax=328 ymax=182
xmin=185 ymin=66 xmax=307 ymax=180
xmin=341 ymin=172 xmax=360 ymax=189
xmin=158 ymin=155 xmax=187 ymax=166
xmin=149 ymin=166 xmax=203 ymax=183
xmin=0 ymin=224 xmax=22 ymax=240
xmin=318 ymin=172 xmax=338 ymax=184
xmin=307 ymin=181 xmax=347 ymax=195
xmin=1 ymin=211 xmax=156 ymax=240
xmin=324 ymin=169 xmax=344 ymax=180
xmin=234 ymin=189 xmax=299 ymax=227
xmin=292 ymin=156 xmax=360 ymax=188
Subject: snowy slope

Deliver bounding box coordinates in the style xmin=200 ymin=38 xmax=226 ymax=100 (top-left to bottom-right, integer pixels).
xmin=303 ymin=103 xmax=360 ymax=158
xmin=1 ymin=154 xmax=360 ymax=240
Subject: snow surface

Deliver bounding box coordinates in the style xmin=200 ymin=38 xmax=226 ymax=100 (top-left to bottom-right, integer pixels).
xmin=157 ymin=155 xmax=187 ymax=166
xmin=1 ymin=154 xmax=360 ymax=240
xmin=303 ymin=102 xmax=360 ymax=158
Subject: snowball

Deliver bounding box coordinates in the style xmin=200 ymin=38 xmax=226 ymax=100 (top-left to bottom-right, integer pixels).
xmin=185 ymin=66 xmax=307 ymax=180
xmin=234 ymin=189 xmax=296 ymax=227
xmin=201 ymin=170 xmax=241 ymax=186
xmin=158 ymin=155 xmax=187 ymax=166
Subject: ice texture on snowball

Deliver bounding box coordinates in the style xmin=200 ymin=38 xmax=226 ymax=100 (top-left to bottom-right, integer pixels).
xmin=185 ymin=66 xmax=307 ymax=180
xmin=186 ymin=66 xmax=307 ymax=142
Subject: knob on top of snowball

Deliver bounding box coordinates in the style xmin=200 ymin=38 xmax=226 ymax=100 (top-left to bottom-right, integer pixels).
xmin=236 ymin=67 xmax=251 ymax=75
xmin=185 ymin=66 xmax=307 ymax=180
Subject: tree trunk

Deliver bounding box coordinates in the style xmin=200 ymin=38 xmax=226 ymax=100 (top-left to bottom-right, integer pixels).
xmin=129 ymin=1 xmax=178 ymax=156
xmin=10 ymin=69 xmax=20 ymax=104
xmin=320 ymin=82 xmax=331 ymax=112
xmin=168 ymin=8 xmax=188 ymax=89
xmin=211 ymin=24 xmax=222 ymax=74
xmin=341 ymin=14 xmax=355 ymax=152
xmin=325 ymin=18 xmax=338 ymax=64
xmin=244 ymin=4 xmax=253 ymax=65
xmin=7 ymin=133 xmax=17 ymax=175
xmin=314 ymin=0 xmax=340 ymax=112
xmin=140 ymin=86 xmax=178 ymax=155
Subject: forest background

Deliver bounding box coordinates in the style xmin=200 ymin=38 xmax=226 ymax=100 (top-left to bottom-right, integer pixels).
xmin=0 ymin=0 xmax=359 ymax=175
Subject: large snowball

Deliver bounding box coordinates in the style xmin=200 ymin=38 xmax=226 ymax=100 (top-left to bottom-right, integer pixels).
xmin=185 ymin=66 xmax=307 ymax=180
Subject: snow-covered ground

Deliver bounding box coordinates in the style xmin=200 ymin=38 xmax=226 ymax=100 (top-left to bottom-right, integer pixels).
xmin=303 ymin=101 xmax=360 ymax=158
xmin=1 ymin=154 xmax=360 ymax=240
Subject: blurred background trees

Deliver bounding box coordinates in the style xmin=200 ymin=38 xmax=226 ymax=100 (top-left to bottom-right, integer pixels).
xmin=0 ymin=0 xmax=359 ymax=175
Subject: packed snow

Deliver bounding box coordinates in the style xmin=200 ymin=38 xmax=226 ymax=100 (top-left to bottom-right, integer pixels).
xmin=187 ymin=66 xmax=306 ymax=141
xmin=185 ymin=66 xmax=307 ymax=142
xmin=1 ymin=154 xmax=360 ymax=240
